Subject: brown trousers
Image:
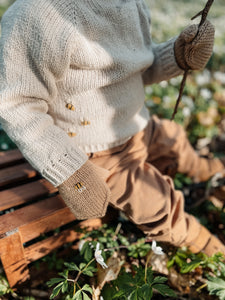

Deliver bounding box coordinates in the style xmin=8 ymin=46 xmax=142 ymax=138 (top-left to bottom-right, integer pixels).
xmin=89 ymin=116 xmax=224 ymax=249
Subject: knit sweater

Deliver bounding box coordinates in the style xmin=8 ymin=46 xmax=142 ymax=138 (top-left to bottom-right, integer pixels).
xmin=0 ymin=0 xmax=182 ymax=187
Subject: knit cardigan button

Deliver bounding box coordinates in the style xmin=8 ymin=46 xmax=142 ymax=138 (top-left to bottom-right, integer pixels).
xmin=68 ymin=132 xmax=77 ymax=137
xmin=65 ymin=103 xmax=75 ymax=111
xmin=81 ymin=120 xmax=90 ymax=126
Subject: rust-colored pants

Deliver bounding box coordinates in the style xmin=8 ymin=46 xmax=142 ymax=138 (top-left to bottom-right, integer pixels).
xmin=89 ymin=116 xmax=224 ymax=248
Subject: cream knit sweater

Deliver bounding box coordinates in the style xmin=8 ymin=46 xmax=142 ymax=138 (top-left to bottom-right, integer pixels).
xmin=0 ymin=0 xmax=182 ymax=187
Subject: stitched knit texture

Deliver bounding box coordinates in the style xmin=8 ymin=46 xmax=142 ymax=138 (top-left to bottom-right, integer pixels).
xmin=58 ymin=160 xmax=110 ymax=219
xmin=174 ymin=20 xmax=215 ymax=70
xmin=0 ymin=0 xmax=183 ymax=186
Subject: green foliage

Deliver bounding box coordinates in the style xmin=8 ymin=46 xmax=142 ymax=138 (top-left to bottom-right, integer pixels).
xmin=102 ymin=266 xmax=176 ymax=300
xmin=127 ymin=238 xmax=151 ymax=258
xmin=0 ymin=275 xmax=12 ymax=296
xmin=207 ymin=277 xmax=225 ymax=300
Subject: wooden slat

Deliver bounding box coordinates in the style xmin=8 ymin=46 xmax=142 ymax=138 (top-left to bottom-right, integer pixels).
xmin=0 ymin=232 xmax=30 ymax=287
xmin=24 ymin=218 xmax=103 ymax=263
xmin=0 ymin=195 xmax=66 ymax=236
xmin=0 ymin=163 xmax=37 ymax=187
xmin=0 ymin=179 xmax=58 ymax=211
xmin=24 ymin=228 xmax=82 ymax=263
xmin=0 ymin=149 xmax=24 ymax=169
xmin=20 ymin=207 xmax=75 ymax=244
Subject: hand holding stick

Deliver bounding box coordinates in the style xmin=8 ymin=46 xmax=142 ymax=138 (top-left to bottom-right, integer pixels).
xmin=171 ymin=0 xmax=214 ymax=121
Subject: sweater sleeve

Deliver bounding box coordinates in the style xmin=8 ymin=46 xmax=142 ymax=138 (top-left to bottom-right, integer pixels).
xmin=142 ymin=37 xmax=184 ymax=85
xmin=0 ymin=5 xmax=88 ymax=187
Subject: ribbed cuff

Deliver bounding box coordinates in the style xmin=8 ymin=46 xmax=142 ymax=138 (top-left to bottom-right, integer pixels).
xmin=42 ymin=146 xmax=88 ymax=187
xmin=153 ymin=37 xmax=183 ymax=79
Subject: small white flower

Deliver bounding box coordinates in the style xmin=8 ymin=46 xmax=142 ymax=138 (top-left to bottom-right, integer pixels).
xmin=94 ymin=242 xmax=108 ymax=269
xmin=100 ymin=297 xmax=104 ymax=300
xmin=159 ymin=80 xmax=168 ymax=88
xmin=151 ymin=240 xmax=164 ymax=255
xmin=182 ymin=107 xmax=191 ymax=117
xmin=200 ymin=88 xmax=212 ymax=100
xmin=78 ymin=240 xmax=86 ymax=252
xmin=196 ymin=70 xmax=211 ymax=86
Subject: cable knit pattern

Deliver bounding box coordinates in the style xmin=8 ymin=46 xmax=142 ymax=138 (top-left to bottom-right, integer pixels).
xmin=0 ymin=0 xmax=183 ymax=186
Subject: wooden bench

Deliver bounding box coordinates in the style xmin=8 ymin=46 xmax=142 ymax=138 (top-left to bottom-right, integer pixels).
xmin=0 ymin=149 xmax=106 ymax=288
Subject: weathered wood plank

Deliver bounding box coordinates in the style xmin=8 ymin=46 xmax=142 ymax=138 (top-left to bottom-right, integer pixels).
xmin=20 ymin=207 xmax=75 ymax=244
xmin=0 ymin=149 xmax=24 ymax=169
xmin=0 ymin=179 xmax=58 ymax=211
xmin=0 ymin=163 xmax=37 ymax=187
xmin=0 ymin=232 xmax=30 ymax=287
xmin=0 ymin=195 xmax=66 ymax=236
xmin=24 ymin=218 xmax=103 ymax=263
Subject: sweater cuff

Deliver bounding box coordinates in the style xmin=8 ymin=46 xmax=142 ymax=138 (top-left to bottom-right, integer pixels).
xmin=42 ymin=146 xmax=88 ymax=187
xmin=153 ymin=37 xmax=183 ymax=80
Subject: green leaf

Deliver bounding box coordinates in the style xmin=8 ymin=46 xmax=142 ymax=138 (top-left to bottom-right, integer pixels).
xmin=112 ymin=290 xmax=125 ymax=299
xmin=73 ymin=290 xmax=82 ymax=300
xmin=141 ymin=284 xmax=153 ymax=299
xmin=79 ymin=263 xmax=87 ymax=270
xmin=82 ymin=269 xmax=94 ymax=277
xmin=152 ymin=276 xmax=168 ymax=284
xmin=80 ymin=241 xmax=93 ymax=261
xmin=49 ymin=282 xmax=64 ymax=299
xmin=207 ymin=277 xmax=225 ymax=300
xmin=180 ymin=259 xmax=202 ymax=274
xmin=153 ymin=284 xmax=177 ymax=298
xmin=82 ymin=284 xmax=93 ymax=294
xmin=64 ymin=262 xmax=80 ymax=272
xmin=62 ymin=280 xmax=68 ymax=293
xmin=0 ymin=283 xmax=8 ymax=295
xmin=82 ymin=292 xmax=91 ymax=300
xmin=128 ymin=289 xmax=138 ymax=300
xmin=146 ymin=268 xmax=154 ymax=285
xmin=46 ymin=278 xmax=64 ymax=287
xmin=58 ymin=270 xmax=69 ymax=280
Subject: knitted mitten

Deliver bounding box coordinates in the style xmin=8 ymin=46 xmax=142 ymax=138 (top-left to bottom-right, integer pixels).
xmin=174 ymin=20 xmax=215 ymax=70
xmin=58 ymin=160 xmax=111 ymax=220
xmin=188 ymin=225 xmax=225 ymax=256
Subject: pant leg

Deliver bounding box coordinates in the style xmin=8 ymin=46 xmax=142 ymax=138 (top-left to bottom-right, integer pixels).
xmin=89 ymin=125 xmax=206 ymax=249
xmin=147 ymin=115 xmax=224 ymax=182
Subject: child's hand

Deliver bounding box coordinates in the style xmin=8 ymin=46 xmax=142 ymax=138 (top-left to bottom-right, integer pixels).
xmin=174 ymin=20 xmax=215 ymax=70
xmin=58 ymin=161 xmax=111 ymax=220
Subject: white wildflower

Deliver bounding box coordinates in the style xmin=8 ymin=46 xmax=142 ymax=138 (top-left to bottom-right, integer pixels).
xmin=145 ymin=86 xmax=153 ymax=95
xmin=214 ymin=71 xmax=225 ymax=85
xmin=196 ymin=70 xmax=211 ymax=86
xmin=169 ymin=76 xmax=182 ymax=86
xmin=200 ymin=88 xmax=212 ymax=100
xmin=94 ymin=243 xmax=108 ymax=269
xmin=78 ymin=240 xmax=86 ymax=252
xmin=100 ymin=297 xmax=104 ymax=300
xmin=151 ymin=240 xmax=164 ymax=255
xmin=182 ymin=96 xmax=194 ymax=110
xmin=159 ymin=80 xmax=168 ymax=88
xmin=162 ymin=96 xmax=171 ymax=105
xmin=182 ymin=107 xmax=191 ymax=117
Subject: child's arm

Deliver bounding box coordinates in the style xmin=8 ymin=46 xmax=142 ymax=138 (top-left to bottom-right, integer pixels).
xmin=143 ymin=20 xmax=214 ymax=85
xmin=0 ymin=4 xmax=110 ymax=220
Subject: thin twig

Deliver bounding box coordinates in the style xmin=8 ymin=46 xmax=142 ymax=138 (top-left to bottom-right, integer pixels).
xmin=171 ymin=0 xmax=214 ymax=120
xmin=171 ymin=70 xmax=189 ymax=120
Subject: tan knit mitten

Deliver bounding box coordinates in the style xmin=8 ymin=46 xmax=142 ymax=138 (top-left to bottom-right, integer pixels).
xmin=58 ymin=160 xmax=111 ymax=220
xmin=174 ymin=20 xmax=215 ymax=70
